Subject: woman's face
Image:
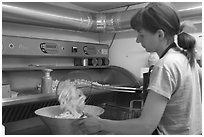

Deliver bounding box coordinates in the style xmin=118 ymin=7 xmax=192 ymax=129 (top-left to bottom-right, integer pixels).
xmin=136 ymin=29 xmax=159 ymax=52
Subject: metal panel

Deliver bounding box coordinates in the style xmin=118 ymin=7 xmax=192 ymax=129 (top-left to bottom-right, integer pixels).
xmin=2 ymin=35 xmax=109 ymax=58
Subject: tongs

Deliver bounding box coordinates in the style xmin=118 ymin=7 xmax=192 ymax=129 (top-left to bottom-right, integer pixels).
xmin=80 ymin=82 xmax=143 ymax=93
xmin=102 ymin=85 xmax=142 ymax=93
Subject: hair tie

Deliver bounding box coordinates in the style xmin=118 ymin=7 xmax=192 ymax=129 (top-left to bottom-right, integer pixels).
xmin=177 ymin=31 xmax=184 ymax=35
xmin=179 ymin=47 xmax=187 ymax=53
xmin=182 ymin=49 xmax=188 ymax=53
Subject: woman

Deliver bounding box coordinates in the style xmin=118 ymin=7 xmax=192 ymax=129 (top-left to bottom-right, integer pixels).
xmin=73 ymin=2 xmax=202 ymax=135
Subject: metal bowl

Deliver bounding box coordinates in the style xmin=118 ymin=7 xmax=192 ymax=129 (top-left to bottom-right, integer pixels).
xmin=35 ymin=105 xmax=104 ymax=135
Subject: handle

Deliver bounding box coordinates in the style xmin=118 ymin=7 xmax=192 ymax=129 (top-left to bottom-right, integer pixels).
xmin=91 ymin=82 xmax=142 ymax=93
xmin=129 ymin=100 xmax=143 ymax=119
xmin=108 ymin=86 xmax=142 ymax=91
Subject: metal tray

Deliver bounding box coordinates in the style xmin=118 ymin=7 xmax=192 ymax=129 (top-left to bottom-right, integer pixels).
xmin=99 ymin=103 xmax=141 ymax=120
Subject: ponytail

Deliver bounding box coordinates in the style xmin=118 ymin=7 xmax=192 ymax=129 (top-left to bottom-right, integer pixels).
xmin=177 ymin=23 xmax=196 ymax=67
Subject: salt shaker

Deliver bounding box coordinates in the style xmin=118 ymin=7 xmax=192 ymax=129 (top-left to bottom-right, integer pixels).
xmin=41 ymin=69 xmax=53 ymax=94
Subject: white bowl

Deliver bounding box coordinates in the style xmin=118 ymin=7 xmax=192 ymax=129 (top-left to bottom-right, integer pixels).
xmin=35 ymin=105 xmax=104 ymax=135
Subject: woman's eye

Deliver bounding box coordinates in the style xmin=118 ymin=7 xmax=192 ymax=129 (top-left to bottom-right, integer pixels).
xmin=139 ymin=34 xmax=143 ymax=37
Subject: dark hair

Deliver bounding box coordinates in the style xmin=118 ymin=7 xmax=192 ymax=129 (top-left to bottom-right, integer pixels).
xmin=177 ymin=32 xmax=196 ymax=67
xmin=131 ymin=2 xmax=196 ymax=67
xmin=131 ymin=3 xmax=180 ymax=37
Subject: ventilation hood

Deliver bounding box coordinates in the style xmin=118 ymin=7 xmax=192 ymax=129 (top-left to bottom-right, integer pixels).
xmin=2 ymin=2 xmax=202 ymax=33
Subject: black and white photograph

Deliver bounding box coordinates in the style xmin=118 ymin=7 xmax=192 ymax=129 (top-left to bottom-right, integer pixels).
xmin=2 ymin=1 xmax=202 ymax=135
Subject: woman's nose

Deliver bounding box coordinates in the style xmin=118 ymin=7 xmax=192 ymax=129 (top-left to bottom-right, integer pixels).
xmin=136 ymin=37 xmax=140 ymax=43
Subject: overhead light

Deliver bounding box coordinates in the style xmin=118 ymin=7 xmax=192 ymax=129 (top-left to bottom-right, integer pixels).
xmin=178 ymin=6 xmax=202 ymax=12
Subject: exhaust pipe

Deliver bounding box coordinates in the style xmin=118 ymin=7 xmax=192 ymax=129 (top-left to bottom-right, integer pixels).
xmin=2 ymin=2 xmax=202 ymax=33
xmin=2 ymin=2 xmax=142 ymax=33
xmin=2 ymin=2 xmax=94 ymax=32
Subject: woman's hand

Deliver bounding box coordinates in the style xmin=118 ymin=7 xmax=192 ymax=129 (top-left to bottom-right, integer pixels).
xmin=73 ymin=115 xmax=103 ymax=134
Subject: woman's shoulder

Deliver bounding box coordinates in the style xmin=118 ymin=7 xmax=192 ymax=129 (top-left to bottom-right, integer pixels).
xmin=155 ymin=49 xmax=187 ymax=70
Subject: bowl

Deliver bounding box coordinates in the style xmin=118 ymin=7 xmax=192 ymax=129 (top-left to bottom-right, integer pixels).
xmin=35 ymin=105 xmax=104 ymax=135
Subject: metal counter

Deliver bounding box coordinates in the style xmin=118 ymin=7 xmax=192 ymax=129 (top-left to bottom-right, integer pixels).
xmin=2 ymin=66 xmax=142 ymax=135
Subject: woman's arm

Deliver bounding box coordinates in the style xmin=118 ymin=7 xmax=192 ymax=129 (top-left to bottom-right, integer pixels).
xmin=78 ymin=90 xmax=168 ymax=135
xmin=100 ymin=90 xmax=168 ymax=134
xmin=198 ymin=65 xmax=202 ymax=96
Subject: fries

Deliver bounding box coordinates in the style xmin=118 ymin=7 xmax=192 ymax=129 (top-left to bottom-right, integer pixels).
xmin=56 ymin=79 xmax=87 ymax=119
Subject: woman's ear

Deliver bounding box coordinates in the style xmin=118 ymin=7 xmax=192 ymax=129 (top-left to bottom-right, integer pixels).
xmin=157 ymin=29 xmax=165 ymax=39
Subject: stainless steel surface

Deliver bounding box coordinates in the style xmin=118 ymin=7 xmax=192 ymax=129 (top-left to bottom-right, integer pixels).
xmin=2 ymin=2 xmax=142 ymax=32
xmin=41 ymin=69 xmax=53 ymax=94
xmin=2 ymin=2 xmax=93 ymax=32
xmin=2 ymin=93 xmax=57 ymax=107
xmin=2 ymin=35 xmax=109 ymax=58
xmin=3 ymin=65 xmax=142 ymax=135
xmin=79 ymin=86 xmax=142 ymax=93
xmin=82 ymin=58 xmax=88 ymax=66
xmin=100 ymin=103 xmax=141 ymax=120
xmin=129 ymin=100 xmax=143 ymax=119
xmin=82 ymin=82 xmax=143 ymax=93
xmin=3 ymin=66 xmax=141 ymax=124
xmin=2 ymin=2 xmax=202 ymax=33
xmin=4 ymin=117 xmax=51 ymax=135
xmin=56 ymin=66 xmax=141 ymax=96
xmin=2 ymin=93 xmax=59 ymax=124
xmin=93 ymin=84 xmax=142 ymax=92
xmin=101 ymin=88 xmax=141 ymax=93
